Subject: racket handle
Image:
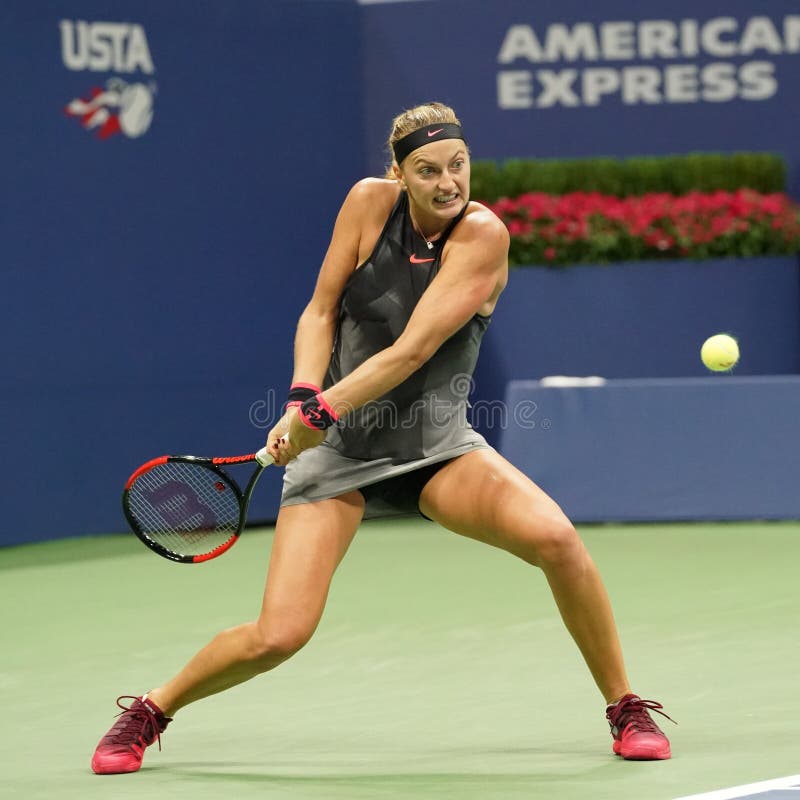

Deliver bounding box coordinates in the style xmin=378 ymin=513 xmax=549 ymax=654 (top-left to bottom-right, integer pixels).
xmin=255 ymin=447 xmax=274 ymax=466
xmin=255 ymin=433 xmax=290 ymax=466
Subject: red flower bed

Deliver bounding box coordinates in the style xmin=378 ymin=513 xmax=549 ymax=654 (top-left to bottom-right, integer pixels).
xmin=486 ymin=189 xmax=800 ymax=267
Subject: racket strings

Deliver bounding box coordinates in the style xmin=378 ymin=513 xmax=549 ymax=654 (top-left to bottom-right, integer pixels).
xmin=126 ymin=462 xmax=242 ymax=556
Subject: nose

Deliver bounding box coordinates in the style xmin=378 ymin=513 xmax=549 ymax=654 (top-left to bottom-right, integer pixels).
xmin=437 ymin=170 xmax=456 ymax=192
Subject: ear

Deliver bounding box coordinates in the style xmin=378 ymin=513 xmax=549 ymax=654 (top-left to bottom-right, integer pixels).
xmin=392 ymin=163 xmax=404 ymax=186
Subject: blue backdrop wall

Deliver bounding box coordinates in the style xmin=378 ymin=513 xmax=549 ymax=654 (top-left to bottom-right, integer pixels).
xmin=2 ymin=0 xmax=800 ymax=545
xmin=499 ymin=376 xmax=800 ymax=522
xmin=1 ymin=0 xmax=363 ymax=545
xmin=471 ymin=255 xmax=800 ymax=447
xmin=362 ymin=0 xmax=800 ymax=195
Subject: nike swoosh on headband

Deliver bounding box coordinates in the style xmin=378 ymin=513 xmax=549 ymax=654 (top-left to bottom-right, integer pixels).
xmin=393 ymin=123 xmax=465 ymax=165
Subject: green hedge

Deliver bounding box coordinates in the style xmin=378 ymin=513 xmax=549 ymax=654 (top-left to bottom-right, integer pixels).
xmin=471 ymin=152 xmax=786 ymax=202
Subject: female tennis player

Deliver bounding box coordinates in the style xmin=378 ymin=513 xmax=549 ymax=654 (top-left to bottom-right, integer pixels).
xmin=91 ymin=102 xmax=673 ymax=774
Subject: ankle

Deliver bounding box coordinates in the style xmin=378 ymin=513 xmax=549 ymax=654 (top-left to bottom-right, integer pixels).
xmin=606 ymin=689 xmax=634 ymax=706
xmin=143 ymin=690 xmax=173 ymax=718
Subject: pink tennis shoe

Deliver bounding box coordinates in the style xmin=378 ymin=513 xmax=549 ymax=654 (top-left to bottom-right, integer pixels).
xmin=91 ymin=691 xmax=673 ymax=771
xmin=91 ymin=695 xmax=171 ymax=774
xmin=606 ymin=693 xmax=674 ymax=760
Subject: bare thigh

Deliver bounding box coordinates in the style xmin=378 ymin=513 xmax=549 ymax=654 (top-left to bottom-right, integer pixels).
xmin=420 ymin=452 xmax=630 ymax=703
xmin=419 ymin=449 xmax=576 ymax=566
xmin=256 ymin=490 xmax=364 ymax=646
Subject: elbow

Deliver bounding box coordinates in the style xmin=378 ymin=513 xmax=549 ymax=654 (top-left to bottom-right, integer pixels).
xmin=393 ymin=343 xmax=431 ymax=375
xmin=298 ymin=304 xmax=338 ymax=331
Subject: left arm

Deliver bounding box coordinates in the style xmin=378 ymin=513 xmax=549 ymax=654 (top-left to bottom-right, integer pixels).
xmin=286 ymin=208 xmax=508 ymax=448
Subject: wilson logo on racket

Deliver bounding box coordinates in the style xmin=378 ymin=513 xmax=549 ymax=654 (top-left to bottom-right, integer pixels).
xmin=143 ymin=481 xmax=218 ymax=530
xmin=122 ymin=448 xmax=275 ymax=564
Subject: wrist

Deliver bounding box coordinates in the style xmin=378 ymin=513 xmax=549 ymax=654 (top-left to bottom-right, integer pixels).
xmin=297 ymin=393 xmax=340 ymax=430
xmin=286 ymin=382 xmax=321 ymax=411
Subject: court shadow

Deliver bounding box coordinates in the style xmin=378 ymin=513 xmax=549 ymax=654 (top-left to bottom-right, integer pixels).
xmin=146 ymin=746 xmax=622 ymax=788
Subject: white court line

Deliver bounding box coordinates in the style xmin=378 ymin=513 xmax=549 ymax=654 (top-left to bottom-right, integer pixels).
xmin=675 ymin=774 xmax=800 ymax=800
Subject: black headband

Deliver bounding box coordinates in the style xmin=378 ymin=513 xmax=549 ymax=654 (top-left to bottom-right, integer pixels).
xmin=392 ymin=123 xmax=465 ymax=165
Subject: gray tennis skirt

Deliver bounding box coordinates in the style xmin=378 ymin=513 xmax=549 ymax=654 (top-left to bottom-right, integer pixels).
xmin=281 ymin=432 xmax=491 ymax=518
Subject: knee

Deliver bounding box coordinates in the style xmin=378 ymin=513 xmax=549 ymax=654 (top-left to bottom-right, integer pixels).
xmin=248 ymin=622 xmax=314 ymax=671
xmin=526 ymin=516 xmax=585 ymax=572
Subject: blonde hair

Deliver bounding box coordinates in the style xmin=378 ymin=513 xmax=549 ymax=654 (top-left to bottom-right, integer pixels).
xmin=384 ymin=102 xmax=462 ymax=178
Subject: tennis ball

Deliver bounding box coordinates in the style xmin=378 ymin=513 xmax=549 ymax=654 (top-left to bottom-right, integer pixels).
xmin=701 ymin=334 xmax=739 ymax=372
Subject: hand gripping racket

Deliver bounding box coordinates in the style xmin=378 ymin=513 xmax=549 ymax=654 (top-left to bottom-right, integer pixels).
xmin=122 ymin=446 xmax=276 ymax=563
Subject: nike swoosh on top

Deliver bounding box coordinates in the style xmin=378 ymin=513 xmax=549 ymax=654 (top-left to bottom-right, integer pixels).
xmin=427 ymin=128 xmax=444 ymax=137
xmin=409 ymin=254 xmax=435 ymax=264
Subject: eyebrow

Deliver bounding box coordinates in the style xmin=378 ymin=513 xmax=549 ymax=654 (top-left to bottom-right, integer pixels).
xmin=411 ymin=149 xmax=467 ymax=167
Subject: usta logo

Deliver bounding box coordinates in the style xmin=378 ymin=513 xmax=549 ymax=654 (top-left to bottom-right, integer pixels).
xmin=65 ymin=78 xmax=154 ymax=139
xmin=60 ymin=20 xmax=154 ymax=74
xmin=60 ymin=20 xmax=156 ymax=140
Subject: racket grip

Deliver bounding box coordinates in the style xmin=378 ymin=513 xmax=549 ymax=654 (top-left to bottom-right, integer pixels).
xmin=255 ymin=447 xmax=275 ymax=466
xmin=255 ymin=433 xmax=290 ymax=466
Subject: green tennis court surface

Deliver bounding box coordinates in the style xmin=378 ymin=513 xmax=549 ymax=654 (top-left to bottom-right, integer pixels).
xmin=3 ymin=520 xmax=799 ymax=800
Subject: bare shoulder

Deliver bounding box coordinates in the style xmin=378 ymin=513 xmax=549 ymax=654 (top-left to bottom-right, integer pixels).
xmin=336 ymin=178 xmax=400 ymax=266
xmin=452 ymin=201 xmax=510 ymax=253
xmin=344 ymin=177 xmax=400 ymax=217
xmin=444 ymin=201 xmax=509 ymax=305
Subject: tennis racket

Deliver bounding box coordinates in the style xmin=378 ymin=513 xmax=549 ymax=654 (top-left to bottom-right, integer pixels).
xmin=122 ymin=446 xmax=276 ymax=563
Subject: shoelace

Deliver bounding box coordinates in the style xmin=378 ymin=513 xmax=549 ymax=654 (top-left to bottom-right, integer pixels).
xmin=100 ymin=696 xmax=165 ymax=751
xmin=609 ymin=697 xmax=677 ymax=734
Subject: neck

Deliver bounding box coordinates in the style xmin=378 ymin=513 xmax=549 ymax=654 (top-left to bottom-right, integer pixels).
xmin=408 ymin=204 xmax=445 ymax=247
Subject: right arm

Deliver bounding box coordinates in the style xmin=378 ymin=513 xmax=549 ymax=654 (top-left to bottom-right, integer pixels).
xmin=266 ymin=179 xmax=394 ymax=460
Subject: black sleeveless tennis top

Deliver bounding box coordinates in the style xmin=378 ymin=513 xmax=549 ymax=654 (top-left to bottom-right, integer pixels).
xmin=323 ymin=190 xmax=491 ymax=461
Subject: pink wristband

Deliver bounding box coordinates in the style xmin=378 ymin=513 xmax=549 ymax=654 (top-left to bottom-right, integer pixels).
xmin=298 ymin=393 xmax=339 ymax=430
xmin=290 ymin=382 xmax=321 ymax=393
xmin=286 ymin=382 xmax=321 ymax=410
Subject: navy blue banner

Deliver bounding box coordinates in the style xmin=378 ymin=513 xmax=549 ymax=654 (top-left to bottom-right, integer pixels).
xmin=1 ymin=0 xmax=363 ymax=545
xmin=362 ymin=0 xmax=800 ymax=195
xmin=500 ymin=376 xmax=800 ymax=521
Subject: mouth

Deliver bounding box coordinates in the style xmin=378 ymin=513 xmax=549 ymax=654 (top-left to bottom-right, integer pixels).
xmin=434 ymin=193 xmax=459 ymax=206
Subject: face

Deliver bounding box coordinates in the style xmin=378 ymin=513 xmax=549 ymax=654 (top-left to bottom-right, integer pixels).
xmin=394 ymin=139 xmax=470 ymax=227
